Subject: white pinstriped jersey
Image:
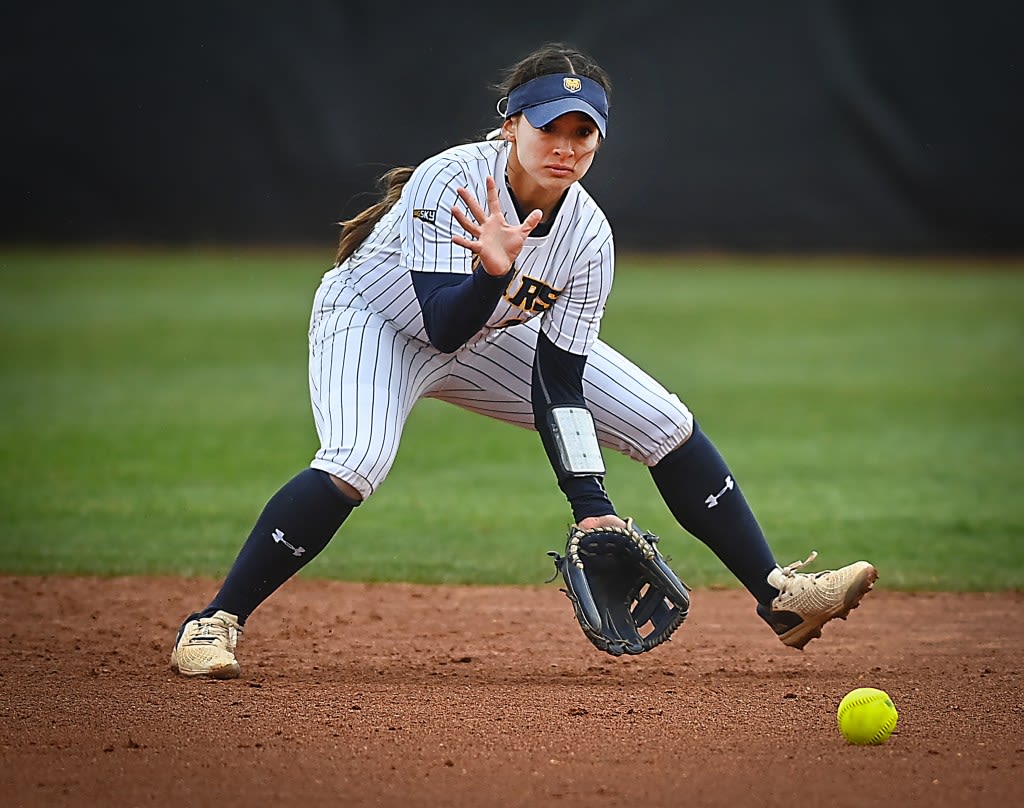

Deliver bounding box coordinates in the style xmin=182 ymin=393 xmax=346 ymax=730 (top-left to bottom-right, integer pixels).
xmin=316 ymin=140 xmax=614 ymax=356
xmin=307 ymin=138 xmax=691 ymax=500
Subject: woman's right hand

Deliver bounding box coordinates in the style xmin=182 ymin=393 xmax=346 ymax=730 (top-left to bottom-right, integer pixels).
xmin=451 ymin=176 xmax=542 ymax=277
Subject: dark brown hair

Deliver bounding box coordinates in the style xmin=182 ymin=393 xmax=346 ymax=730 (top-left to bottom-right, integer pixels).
xmin=495 ymin=42 xmax=611 ymax=107
xmin=335 ymin=166 xmax=414 ymax=265
xmin=334 ymin=43 xmax=610 ymax=266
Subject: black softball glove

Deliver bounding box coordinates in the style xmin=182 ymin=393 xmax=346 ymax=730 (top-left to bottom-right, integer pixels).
xmin=549 ymin=519 xmax=691 ymax=656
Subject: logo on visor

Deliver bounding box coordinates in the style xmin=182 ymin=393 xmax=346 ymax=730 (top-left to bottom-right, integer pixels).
xmin=563 ymin=77 xmax=582 ymax=93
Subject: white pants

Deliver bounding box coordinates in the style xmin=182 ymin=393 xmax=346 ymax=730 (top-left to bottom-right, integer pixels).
xmin=308 ymin=281 xmax=693 ymax=499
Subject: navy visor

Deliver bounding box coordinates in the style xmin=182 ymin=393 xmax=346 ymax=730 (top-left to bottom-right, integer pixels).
xmin=505 ymin=73 xmax=609 ymax=136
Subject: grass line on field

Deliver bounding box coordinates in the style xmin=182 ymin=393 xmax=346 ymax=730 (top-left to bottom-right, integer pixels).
xmin=0 ymin=248 xmax=1021 ymax=590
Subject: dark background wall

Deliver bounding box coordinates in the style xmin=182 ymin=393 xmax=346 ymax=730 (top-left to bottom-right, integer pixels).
xmin=4 ymin=1 xmax=1022 ymax=252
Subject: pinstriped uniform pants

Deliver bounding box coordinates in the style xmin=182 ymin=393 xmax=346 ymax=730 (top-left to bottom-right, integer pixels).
xmin=308 ymin=281 xmax=693 ymax=500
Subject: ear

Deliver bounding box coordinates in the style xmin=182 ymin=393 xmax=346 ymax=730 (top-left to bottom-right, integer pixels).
xmin=501 ymin=117 xmax=517 ymax=141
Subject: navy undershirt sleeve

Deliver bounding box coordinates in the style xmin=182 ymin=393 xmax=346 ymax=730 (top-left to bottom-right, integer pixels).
xmin=411 ymin=269 xmax=613 ymax=521
xmin=411 ymin=268 xmax=513 ymax=353
xmin=532 ymin=330 xmax=616 ymax=522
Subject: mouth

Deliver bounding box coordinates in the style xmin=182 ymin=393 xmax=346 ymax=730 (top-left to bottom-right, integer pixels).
xmin=546 ymin=165 xmax=574 ymax=177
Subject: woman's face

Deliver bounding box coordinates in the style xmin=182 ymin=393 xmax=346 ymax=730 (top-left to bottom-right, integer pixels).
xmin=504 ymin=111 xmax=601 ymax=195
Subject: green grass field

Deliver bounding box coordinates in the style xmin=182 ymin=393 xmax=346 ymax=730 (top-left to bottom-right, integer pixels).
xmin=1 ymin=248 xmax=1021 ymax=590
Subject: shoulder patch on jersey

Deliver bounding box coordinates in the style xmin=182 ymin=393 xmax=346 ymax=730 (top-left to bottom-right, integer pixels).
xmin=412 ymin=208 xmax=437 ymax=224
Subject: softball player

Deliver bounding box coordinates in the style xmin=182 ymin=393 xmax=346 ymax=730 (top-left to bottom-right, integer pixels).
xmin=172 ymin=43 xmax=877 ymax=678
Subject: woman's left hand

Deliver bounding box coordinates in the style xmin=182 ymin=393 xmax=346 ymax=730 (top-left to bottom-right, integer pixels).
xmin=577 ymin=514 xmax=629 ymax=531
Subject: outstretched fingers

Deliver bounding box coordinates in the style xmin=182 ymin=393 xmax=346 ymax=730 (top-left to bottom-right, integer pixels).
xmin=450 ymin=206 xmax=477 ymax=243
xmin=521 ymin=207 xmax=543 ymax=234
xmin=449 ymin=176 xmax=542 ymax=275
xmin=451 ymin=180 xmax=494 ymax=249
xmin=455 ymin=178 xmax=499 ymax=226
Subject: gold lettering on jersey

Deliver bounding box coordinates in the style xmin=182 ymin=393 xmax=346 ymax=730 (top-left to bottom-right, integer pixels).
xmin=505 ymin=275 xmax=561 ymax=313
xmin=412 ymin=208 xmax=436 ymax=223
xmin=563 ymin=77 xmax=582 ymax=93
xmin=494 ymin=317 xmax=528 ymax=329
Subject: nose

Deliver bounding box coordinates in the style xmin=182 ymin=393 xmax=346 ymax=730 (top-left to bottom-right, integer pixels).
xmin=553 ymin=138 xmax=574 ymax=156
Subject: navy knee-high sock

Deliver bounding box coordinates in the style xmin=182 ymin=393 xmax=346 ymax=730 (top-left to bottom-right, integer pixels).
xmin=650 ymin=422 xmax=779 ymax=606
xmin=203 ymin=468 xmax=357 ymax=623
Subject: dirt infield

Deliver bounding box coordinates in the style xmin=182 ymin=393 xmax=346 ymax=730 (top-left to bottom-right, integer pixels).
xmin=1 ymin=576 xmax=1021 ymax=808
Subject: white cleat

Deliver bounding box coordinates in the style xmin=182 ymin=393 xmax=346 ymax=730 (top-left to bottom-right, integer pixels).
xmin=170 ymin=610 xmax=242 ymax=678
xmin=758 ymin=552 xmax=878 ymax=649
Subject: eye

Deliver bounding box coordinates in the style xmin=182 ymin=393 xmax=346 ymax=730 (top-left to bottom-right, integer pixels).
xmin=577 ymin=126 xmax=595 ymax=138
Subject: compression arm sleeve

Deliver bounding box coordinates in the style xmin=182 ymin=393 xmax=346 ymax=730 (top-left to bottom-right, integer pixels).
xmin=532 ymin=330 xmax=616 ymax=522
xmin=411 ymin=268 xmax=514 ymax=353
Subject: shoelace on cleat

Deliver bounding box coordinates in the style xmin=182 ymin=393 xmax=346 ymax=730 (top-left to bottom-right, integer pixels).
xmin=779 ymin=551 xmax=819 ymax=578
xmin=190 ymin=618 xmax=235 ymax=645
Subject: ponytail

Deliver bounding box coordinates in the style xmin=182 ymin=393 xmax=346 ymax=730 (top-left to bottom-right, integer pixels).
xmin=335 ymin=166 xmax=415 ymax=266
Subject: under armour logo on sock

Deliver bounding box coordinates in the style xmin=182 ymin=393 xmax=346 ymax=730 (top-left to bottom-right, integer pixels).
xmin=271 ymin=528 xmax=306 ymax=557
xmin=705 ymin=476 xmax=734 ymax=509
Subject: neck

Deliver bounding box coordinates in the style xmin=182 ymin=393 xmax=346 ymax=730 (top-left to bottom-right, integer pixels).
xmin=505 ymin=151 xmax=563 ymax=221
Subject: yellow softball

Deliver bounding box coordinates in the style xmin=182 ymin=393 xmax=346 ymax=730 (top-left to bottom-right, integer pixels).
xmin=837 ymin=687 xmax=898 ymax=745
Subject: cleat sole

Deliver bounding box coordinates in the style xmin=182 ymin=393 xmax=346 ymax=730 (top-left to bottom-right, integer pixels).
xmin=171 ymin=658 xmax=240 ymax=679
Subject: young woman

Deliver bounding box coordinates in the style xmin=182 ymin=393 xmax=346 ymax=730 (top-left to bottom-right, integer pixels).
xmin=171 ymin=43 xmax=876 ymax=678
